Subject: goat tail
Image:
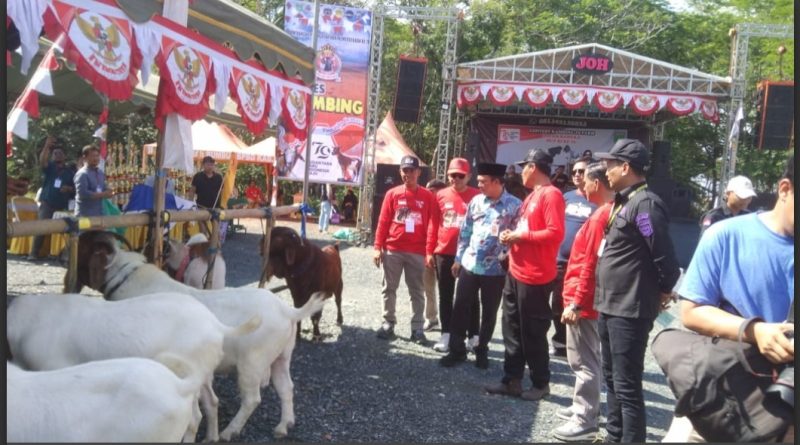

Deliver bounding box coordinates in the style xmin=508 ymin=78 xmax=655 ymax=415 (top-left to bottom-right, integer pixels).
xmin=155 ymin=352 xmax=204 ymax=398
xmin=289 ymin=291 xmax=331 ymax=322
xmin=222 ymin=314 xmax=262 ymax=338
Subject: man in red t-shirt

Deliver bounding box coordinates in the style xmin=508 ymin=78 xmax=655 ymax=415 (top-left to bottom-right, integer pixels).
xmin=486 ymin=148 xmax=565 ymax=401
xmin=426 ymin=158 xmax=481 ymax=353
xmin=373 ymin=155 xmax=440 ymax=343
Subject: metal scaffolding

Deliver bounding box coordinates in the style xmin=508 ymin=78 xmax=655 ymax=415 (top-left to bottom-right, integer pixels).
xmin=355 ymin=3 xmax=460 ymax=247
xmin=719 ymin=23 xmax=792 ymax=202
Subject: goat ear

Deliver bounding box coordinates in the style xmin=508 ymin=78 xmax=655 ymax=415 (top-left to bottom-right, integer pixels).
xmin=285 ymin=244 xmax=296 ymax=266
xmin=88 ymin=250 xmax=110 ymax=291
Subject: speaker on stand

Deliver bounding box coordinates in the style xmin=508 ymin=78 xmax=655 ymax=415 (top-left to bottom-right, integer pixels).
xmin=392 ymin=56 xmax=428 ymax=124
xmin=755 ymin=81 xmax=794 ymax=150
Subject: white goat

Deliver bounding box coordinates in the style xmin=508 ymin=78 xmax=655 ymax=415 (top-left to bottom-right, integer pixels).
xmin=83 ymin=240 xmax=329 ymax=440
xmin=165 ymin=238 xmax=227 ymax=290
xmin=7 ymin=357 xmax=202 ymax=442
xmin=7 ymin=292 xmax=260 ymax=442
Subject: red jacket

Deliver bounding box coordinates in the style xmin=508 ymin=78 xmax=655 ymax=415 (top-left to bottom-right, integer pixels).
xmin=374 ymin=184 xmax=439 ymax=255
xmin=562 ymin=202 xmax=612 ymax=320
xmin=508 ymin=185 xmax=565 ymax=285
xmin=426 ymin=186 xmax=480 ymax=256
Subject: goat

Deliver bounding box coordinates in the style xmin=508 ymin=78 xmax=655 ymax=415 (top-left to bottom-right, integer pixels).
xmin=7 ymin=356 xmax=202 ymax=442
xmin=165 ymin=237 xmax=227 ymax=289
xmin=262 ymin=226 xmax=344 ymax=341
xmin=7 ymin=292 xmax=260 ymax=442
xmin=75 ymin=231 xmax=330 ymax=440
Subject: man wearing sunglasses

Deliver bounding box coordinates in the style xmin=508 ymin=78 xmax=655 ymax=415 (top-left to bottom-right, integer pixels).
xmin=549 ymin=156 xmax=597 ymax=359
xmin=593 ymin=139 xmax=680 ymax=442
xmin=426 ymin=158 xmax=481 ymax=353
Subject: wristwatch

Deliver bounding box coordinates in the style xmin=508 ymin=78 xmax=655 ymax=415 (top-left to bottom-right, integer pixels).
xmin=567 ymin=303 xmax=582 ymax=312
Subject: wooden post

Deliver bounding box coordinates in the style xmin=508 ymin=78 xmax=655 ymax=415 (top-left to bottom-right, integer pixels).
xmin=151 ymin=131 xmax=166 ymax=267
xmin=63 ymin=232 xmax=79 ymax=293
xmin=258 ymin=214 xmax=274 ymax=288
xmin=204 ymin=212 xmax=220 ymax=289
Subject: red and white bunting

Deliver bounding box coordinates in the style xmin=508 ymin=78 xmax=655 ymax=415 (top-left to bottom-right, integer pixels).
xmin=155 ymin=34 xmax=216 ymax=126
xmin=523 ymin=87 xmax=551 ymax=108
xmin=594 ymin=90 xmax=624 ymax=113
xmin=281 ymin=86 xmax=310 ymax=139
xmin=666 ymin=97 xmax=697 ymax=116
xmin=487 ymin=85 xmax=515 ymax=106
xmin=699 ymin=100 xmax=720 ymax=123
xmin=629 ymin=94 xmax=660 ymax=116
xmin=558 ymin=88 xmax=588 ymax=110
xmin=229 ymin=63 xmax=270 ymax=136
xmin=459 ymin=85 xmax=482 ymax=107
xmin=44 ymin=0 xmax=141 ymax=100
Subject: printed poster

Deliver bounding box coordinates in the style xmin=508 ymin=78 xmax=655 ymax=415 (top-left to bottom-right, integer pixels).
xmin=280 ymin=1 xmax=372 ymax=185
xmin=496 ymin=125 xmax=627 ymax=167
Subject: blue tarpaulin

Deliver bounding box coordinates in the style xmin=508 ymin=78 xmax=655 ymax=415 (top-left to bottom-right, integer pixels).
xmin=124 ymin=184 xmax=179 ymax=212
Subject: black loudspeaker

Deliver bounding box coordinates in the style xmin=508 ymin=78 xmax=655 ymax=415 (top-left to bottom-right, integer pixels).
xmin=650 ymin=141 xmax=671 ymax=178
xmin=371 ymin=163 xmax=430 ymax=234
xmin=393 ymin=56 xmax=427 ymax=124
xmin=755 ymin=81 xmax=794 ymax=150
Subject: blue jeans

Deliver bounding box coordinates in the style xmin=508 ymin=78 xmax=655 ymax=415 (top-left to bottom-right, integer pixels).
xmin=598 ymin=313 xmax=654 ymax=443
xmin=319 ymin=200 xmax=332 ymax=232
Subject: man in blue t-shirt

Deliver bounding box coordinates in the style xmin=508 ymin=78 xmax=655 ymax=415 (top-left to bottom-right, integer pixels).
xmin=549 ymin=156 xmax=596 ymax=357
xmin=28 ymin=136 xmax=75 ymax=260
xmin=667 ymin=154 xmax=794 ymax=441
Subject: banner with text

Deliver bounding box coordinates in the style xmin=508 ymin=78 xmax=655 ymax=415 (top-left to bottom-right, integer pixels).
xmin=280 ymin=0 xmax=372 ymax=185
xmin=496 ymin=125 xmax=627 ymax=168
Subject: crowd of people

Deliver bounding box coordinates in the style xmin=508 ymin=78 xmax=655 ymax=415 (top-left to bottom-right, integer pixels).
xmin=371 ymin=139 xmax=794 ymax=442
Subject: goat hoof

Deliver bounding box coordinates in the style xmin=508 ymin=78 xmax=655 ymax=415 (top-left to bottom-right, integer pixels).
xmin=219 ymin=431 xmax=234 ymax=442
xmin=336 ymin=316 xmax=343 ymax=325
xmin=273 ymin=425 xmax=288 ymax=438
xmin=311 ymin=334 xmax=322 ymax=342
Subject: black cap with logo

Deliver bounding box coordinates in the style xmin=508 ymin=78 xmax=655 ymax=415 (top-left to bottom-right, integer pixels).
xmin=594 ymin=138 xmax=650 ymax=168
xmin=400 ymin=155 xmax=420 ymax=169
xmin=515 ymin=148 xmax=554 ymax=168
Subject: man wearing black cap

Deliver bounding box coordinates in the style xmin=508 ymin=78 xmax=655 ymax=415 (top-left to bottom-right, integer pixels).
xmin=373 ymin=155 xmax=440 ymax=344
xmin=485 ymin=149 xmax=565 ymax=401
xmin=594 ymin=138 xmax=680 ymax=442
xmin=439 ymin=162 xmax=522 ymax=369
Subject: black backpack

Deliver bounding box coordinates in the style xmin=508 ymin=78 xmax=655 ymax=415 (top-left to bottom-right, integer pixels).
xmin=651 ymin=320 xmax=793 ymax=442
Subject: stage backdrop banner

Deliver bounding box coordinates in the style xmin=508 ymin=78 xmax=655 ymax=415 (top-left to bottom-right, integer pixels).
xmin=280 ymin=0 xmax=372 ymax=185
xmin=496 ymin=124 xmax=627 ymax=167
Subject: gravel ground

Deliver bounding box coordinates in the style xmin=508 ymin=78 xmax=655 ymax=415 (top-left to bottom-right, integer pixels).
xmin=6 ymin=218 xmax=683 ymax=442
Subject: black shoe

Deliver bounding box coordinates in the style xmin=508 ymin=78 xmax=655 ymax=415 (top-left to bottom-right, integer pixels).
xmin=439 ymin=351 xmax=467 ymax=367
xmin=475 ymin=351 xmax=489 ymax=369
xmin=376 ymin=322 xmax=395 ymax=340
xmin=410 ymin=329 xmax=429 ymax=345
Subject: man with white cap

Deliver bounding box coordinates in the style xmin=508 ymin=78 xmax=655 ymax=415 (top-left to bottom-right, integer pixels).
xmin=699 ymin=175 xmax=757 ymax=236
xmin=427 ymin=158 xmax=481 ymax=352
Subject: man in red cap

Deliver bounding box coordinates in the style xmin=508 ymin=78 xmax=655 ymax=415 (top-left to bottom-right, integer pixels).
xmin=426 ymin=158 xmax=481 ymax=353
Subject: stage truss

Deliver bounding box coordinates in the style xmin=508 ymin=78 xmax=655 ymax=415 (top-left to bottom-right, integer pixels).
xmin=356 ymin=3 xmax=460 ymax=246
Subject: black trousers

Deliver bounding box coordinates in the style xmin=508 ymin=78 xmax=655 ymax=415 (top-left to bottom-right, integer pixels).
xmin=550 ymin=262 xmax=567 ymax=347
xmin=501 ymin=274 xmax=554 ymax=389
xmin=435 ymin=254 xmax=478 ymax=335
xmin=447 ymin=269 xmax=505 ymax=354
xmin=598 ymin=313 xmax=654 ymax=443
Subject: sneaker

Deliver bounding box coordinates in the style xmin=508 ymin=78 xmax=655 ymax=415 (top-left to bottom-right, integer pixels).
xmin=552 ymin=420 xmax=599 ymax=442
xmin=376 ymin=322 xmax=395 ymax=340
xmin=433 ymin=333 xmax=450 ymax=352
xmin=410 ymin=329 xmax=428 ymax=345
xmin=474 ymin=350 xmax=489 ymax=369
xmin=423 ymin=319 xmax=439 ymax=332
xmin=439 ymin=351 xmax=467 ymax=367
xmin=520 ymin=384 xmax=550 ymax=401
xmin=557 ymin=406 xmax=575 ymax=421
xmin=466 ymin=335 xmax=480 ymax=353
